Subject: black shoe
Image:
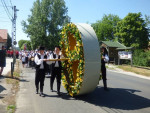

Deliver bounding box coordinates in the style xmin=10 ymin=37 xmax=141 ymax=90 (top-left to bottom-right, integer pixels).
xmin=51 ymin=89 xmax=53 ymax=92
xmin=39 ymin=92 xmax=45 ymax=97
xmin=57 ymin=92 xmax=61 ymax=96
xmin=36 ymin=89 xmax=38 ymax=94
xmin=104 ymin=87 xmax=109 ymax=91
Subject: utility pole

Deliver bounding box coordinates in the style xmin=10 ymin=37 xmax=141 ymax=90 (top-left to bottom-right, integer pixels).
xmin=11 ymin=6 xmax=19 ymax=77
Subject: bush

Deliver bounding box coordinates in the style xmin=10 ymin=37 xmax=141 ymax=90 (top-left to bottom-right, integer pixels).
xmin=133 ymin=49 xmax=150 ymax=67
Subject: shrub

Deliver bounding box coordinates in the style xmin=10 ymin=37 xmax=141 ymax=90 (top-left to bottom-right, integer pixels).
xmin=133 ymin=49 xmax=150 ymax=67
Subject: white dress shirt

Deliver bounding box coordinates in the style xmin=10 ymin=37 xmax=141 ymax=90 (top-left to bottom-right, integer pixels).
xmin=46 ymin=52 xmax=64 ymax=66
xmin=46 ymin=54 xmax=53 ymax=65
xmin=34 ymin=54 xmax=45 ymax=69
xmin=54 ymin=55 xmax=59 ymax=67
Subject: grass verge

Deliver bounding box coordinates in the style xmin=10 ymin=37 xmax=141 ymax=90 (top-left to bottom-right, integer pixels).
xmin=118 ymin=65 xmax=150 ymax=77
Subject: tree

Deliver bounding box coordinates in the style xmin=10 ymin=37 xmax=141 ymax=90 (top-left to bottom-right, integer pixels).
xmin=18 ymin=40 xmax=31 ymax=50
xmin=92 ymin=14 xmax=121 ymax=41
xmin=7 ymin=34 xmax=12 ymax=50
xmin=18 ymin=40 xmax=26 ymax=49
xmin=22 ymin=0 xmax=70 ymax=50
xmin=114 ymin=12 xmax=149 ymax=49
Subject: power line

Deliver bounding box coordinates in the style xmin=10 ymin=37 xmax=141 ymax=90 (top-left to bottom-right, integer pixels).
xmin=1 ymin=0 xmax=13 ymax=21
xmin=0 ymin=4 xmax=12 ymax=7
xmin=2 ymin=0 xmax=13 ymax=16
xmin=0 ymin=0 xmax=12 ymax=20
xmin=9 ymin=0 xmax=14 ymax=20
xmin=9 ymin=0 xmax=13 ymax=7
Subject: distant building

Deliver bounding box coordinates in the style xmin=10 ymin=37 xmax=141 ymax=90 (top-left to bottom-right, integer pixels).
xmin=100 ymin=41 xmax=132 ymax=64
xmin=0 ymin=29 xmax=8 ymax=48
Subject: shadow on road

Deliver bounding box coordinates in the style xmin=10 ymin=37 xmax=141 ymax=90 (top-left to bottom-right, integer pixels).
xmin=0 ymin=85 xmax=6 ymax=99
xmin=0 ymin=75 xmax=29 ymax=82
xmin=74 ymin=86 xmax=150 ymax=110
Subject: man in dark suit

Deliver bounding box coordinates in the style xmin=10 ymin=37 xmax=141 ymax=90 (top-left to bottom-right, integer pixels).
xmin=50 ymin=46 xmax=62 ymax=96
xmin=101 ymin=46 xmax=109 ymax=91
xmin=34 ymin=46 xmax=47 ymax=97
xmin=0 ymin=46 xmax=6 ymax=76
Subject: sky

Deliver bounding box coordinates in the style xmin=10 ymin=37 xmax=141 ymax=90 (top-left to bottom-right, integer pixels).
xmin=0 ymin=0 xmax=150 ymax=47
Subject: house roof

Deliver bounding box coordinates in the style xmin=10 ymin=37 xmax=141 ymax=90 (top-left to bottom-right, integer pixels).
xmin=116 ymin=47 xmax=133 ymax=50
xmin=101 ymin=41 xmax=132 ymax=50
xmin=0 ymin=29 xmax=8 ymax=40
xmin=102 ymin=41 xmax=126 ymax=48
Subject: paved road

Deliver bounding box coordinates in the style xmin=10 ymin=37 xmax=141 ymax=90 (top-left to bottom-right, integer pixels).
xmin=16 ymin=67 xmax=150 ymax=113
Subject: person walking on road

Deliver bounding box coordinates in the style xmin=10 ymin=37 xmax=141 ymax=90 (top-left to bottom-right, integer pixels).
xmin=0 ymin=46 xmax=6 ymax=76
xmin=50 ymin=46 xmax=63 ymax=96
xmin=34 ymin=46 xmax=47 ymax=97
xmin=101 ymin=46 xmax=109 ymax=91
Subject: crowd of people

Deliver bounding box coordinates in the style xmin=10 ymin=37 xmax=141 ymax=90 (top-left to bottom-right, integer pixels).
xmin=6 ymin=50 xmax=19 ymax=59
xmin=19 ymin=49 xmax=54 ymax=75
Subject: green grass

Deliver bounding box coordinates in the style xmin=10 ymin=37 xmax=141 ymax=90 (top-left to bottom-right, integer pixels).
xmin=7 ymin=105 xmax=16 ymax=113
xmin=105 ymin=65 xmax=108 ymax=68
xmin=118 ymin=65 xmax=150 ymax=77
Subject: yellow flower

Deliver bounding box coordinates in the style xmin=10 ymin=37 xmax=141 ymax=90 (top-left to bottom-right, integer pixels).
xmin=61 ymin=31 xmax=64 ymax=35
xmin=77 ymin=73 xmax=79 ymax=77
xmin=60 ymin=41 xmax=63 ymax=45
xmin=76 ymin=41 xmax=81 ymax=46
xmin=70 ymin=92 xmax=73 ymax=97
xmin=62 ymin=76 xmax=66 ymax=79
xmin=74 ymin=46 xmax=77 ymax=51
xmin=80 ymin=78 xmax=83 ymax=82
xmin=79 ymin=71 xmax=83 ymax=75
xmin=74 ymin=86 xmax=77 ymax=90
xmin=78 ymin=47 xmax=80 ymax=51
xmin=66 ymin=47 xmax=68 ymax=52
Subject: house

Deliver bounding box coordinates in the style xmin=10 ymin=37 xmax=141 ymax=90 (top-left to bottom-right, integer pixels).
xmin=100 ymin=41 xmax=132 ymax=64
xmin=0 ymin=29 xmax=8 ymax=48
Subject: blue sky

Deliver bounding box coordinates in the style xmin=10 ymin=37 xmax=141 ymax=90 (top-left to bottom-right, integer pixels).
xmin=0 ymin=0 xmax=150 ymax=47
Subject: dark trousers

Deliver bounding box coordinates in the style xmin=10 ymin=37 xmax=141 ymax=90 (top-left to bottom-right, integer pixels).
xmin=50 ymin=67 xmax=61 ymax=93
xmin=101 ymin=66 xmax=106 ymax=80
xmin=35 ymin=69 xmax=45 ymax=92
xmin=101 ymin=61 xmax=107 ymax=89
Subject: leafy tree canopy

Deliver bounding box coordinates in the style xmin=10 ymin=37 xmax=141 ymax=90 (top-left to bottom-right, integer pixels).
xmin=22 ymin=0 xmax=70 ymax=50
xmin=18 ymin=40 xmax=31 ymax=50
xmin=114 ymin=12 xmax=150 ymax=49
xmin=92 ymin=14 xmax=121 ymax=41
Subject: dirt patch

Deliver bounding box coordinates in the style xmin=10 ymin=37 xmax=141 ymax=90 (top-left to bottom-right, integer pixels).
xmin=1 ymin=60 xmax=21 ymax=113
xmin=3 ymin=76 xmax=19 ymax=105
